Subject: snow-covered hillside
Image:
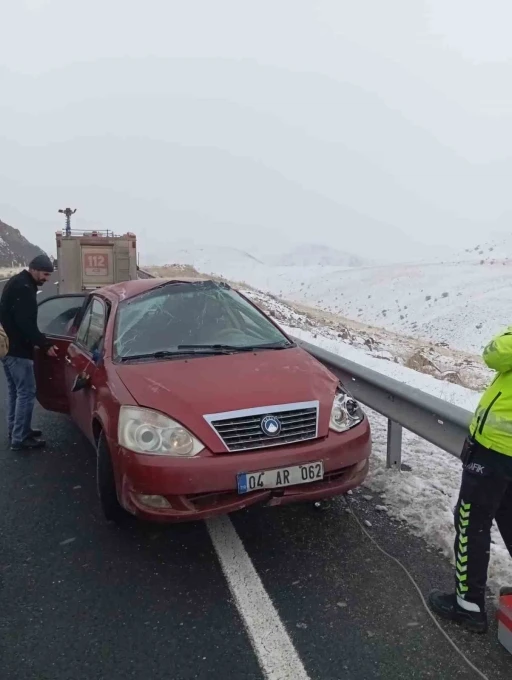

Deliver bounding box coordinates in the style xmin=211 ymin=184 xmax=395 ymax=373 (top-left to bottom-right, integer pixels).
xmin=149 ymin=242 xmax=364 ymax=284
xmin=149 ymin=245 xmax=346 ymax=296
xmin=146 ymin=263 xmax=492 ymax=392
xmin=0 ymin=219 xmax=45 ymax=267
xmin=146 ymin=241 xmax=512 ymax=354
xmin=451 ymin=232 xmax=512 ymax=264
xmin=261 ymin=243 xmax=369 ymax=267
xmin=279 ymin=260 xmax=512 ymax=354
xmin=241 ymin=288 xmax=491 ymax=395
xmin=153 ymin=245 xmax=265 ymax=272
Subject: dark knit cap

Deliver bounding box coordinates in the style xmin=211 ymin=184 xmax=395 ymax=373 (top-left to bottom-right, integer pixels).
xmin=29 ymin=254 xmax=54 ymax=273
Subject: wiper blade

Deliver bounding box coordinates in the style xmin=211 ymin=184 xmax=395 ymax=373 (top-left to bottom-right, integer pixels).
xmin=119 ymin=348 xmax=232 ymax=361
xmin=119 ymin=342 xmax=295 ymax=361
xmin=177 ymin=341 xmax=295 ymax=352
xmin=178 ymin=343 xmax=243 ymax=351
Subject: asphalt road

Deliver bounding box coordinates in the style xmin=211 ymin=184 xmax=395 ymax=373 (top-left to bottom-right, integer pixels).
xmin=0 ymin=274 xmax=511 ymax=679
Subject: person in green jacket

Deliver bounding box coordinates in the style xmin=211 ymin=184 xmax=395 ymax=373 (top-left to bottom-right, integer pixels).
xmin=428 ymin=328 xmax=512 ymax=633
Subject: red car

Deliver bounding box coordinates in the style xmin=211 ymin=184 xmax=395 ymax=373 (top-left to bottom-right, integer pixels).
xmin=35 ymin=277 xmax=371 ymax=523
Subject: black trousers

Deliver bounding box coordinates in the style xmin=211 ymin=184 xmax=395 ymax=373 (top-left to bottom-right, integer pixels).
xmin=454 ymin=438 xmax=512 ymax=608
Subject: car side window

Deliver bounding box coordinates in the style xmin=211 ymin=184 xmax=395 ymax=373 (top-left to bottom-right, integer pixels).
xmin=76 ymin=298 xmax=107 ymax=354
xmin=37 ymin=295 xmax=87 ymax=337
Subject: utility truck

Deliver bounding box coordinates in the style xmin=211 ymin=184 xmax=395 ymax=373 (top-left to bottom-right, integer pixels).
xmin=55 ymin=227 xmax=138 ymax=294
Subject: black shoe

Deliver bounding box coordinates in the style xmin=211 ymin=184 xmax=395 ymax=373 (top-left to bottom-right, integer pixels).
xmin=428 ymin=590 xmax=488 ymax=633
xmin=8 ymin=429 xmax=42 ymax=441
xmin=11 ymin=437 xmax=46 ymax=451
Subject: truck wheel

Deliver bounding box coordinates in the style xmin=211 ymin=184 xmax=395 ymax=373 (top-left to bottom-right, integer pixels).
xmin=96 ymin=431 xmax=129 ymax=524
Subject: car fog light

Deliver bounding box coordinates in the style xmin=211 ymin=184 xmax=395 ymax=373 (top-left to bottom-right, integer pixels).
xmin=137 ymin=494 xmax=172 ymax=509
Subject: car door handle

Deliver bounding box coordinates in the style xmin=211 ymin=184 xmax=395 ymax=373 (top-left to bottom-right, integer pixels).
xmin=65 ymin=356 xmax=72 ymax=365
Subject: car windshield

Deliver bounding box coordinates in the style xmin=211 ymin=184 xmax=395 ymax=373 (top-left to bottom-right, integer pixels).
xmin=113 ymin=281 xmax=291 ymax=360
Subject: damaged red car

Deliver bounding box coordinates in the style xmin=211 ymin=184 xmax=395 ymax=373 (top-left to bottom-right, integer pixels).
xmin=35 ymin=277 xmax=371 ymax=523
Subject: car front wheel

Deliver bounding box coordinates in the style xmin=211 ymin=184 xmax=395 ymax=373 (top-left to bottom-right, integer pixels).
xmin=96 ymin=430 xmax=129 ymax=523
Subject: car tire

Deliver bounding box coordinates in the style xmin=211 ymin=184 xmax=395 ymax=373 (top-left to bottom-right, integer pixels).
xmin=96 ymin=430 xmax=129 ymax=524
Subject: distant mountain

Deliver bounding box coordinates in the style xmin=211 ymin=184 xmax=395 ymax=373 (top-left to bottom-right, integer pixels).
xmin=263 ymin=244 xmax=370 ymax=267
xmin=146 ymin=244 xmax=265 ymax=272
xmin=0 ymin=219 xmax=45 ymax=267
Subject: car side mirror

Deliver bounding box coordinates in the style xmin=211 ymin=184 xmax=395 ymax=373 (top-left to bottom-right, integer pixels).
xmin=71 ymin=371 xmax=90 ymax=392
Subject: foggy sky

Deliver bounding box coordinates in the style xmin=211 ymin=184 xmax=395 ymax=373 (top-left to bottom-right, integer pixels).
xmin=1 ymin=0 xmax=511 ymax=262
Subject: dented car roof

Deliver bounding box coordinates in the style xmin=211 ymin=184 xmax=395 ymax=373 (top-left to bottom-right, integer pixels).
xmin=96 ymin=276 xmax=216 ymax=302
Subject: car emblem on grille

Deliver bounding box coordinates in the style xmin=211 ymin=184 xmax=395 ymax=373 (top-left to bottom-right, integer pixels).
xmin=260 ymin=415 xmax=282 ymax=437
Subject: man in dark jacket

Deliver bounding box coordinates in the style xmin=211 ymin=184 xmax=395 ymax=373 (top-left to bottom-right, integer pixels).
xmin=0 ymin=255 xmax=58 ymax=450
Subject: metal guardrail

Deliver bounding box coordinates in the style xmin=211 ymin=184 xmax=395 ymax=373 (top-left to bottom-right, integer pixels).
xmin=136 ymin=268 xmax=154 ymax=280
xmin=135 ymin=267 xmax=472 ymax=468
xmin=293 ymin=338 xmax=472 ymax=468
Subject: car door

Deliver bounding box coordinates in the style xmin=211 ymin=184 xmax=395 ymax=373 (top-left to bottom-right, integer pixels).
xmin=34 ymin=294 xmax=88 ymax=413
xmin=66 ymin=296 xmax=109 ymax=441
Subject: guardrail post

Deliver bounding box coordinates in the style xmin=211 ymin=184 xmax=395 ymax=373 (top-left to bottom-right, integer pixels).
xmin=386 ymin=420 xmax=402 ymax=469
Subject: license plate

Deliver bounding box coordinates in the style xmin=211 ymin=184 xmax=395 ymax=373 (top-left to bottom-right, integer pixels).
xmin=237 ymin=461 xmax=324 ymax=495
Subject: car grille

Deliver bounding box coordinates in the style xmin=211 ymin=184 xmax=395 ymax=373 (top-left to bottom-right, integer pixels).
xmin=206 ymin=402 xmax=319 ymax=452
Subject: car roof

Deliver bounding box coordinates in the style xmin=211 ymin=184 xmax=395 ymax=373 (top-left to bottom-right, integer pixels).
xmin=95 ymin=276 xmax=217 ymax=302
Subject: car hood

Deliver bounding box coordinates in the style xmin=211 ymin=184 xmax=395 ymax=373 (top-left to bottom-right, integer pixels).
xmin=114 ymin=347 xmax=338 ymax=453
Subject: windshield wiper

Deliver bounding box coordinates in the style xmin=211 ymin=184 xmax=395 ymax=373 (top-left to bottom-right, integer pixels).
xmin=119 ymin=341 xmax=295 ymax=361
xmin=177 ymin=341 xmax=295 ymax=352
xmin=119 ymin=348 xmax=233 ymax=361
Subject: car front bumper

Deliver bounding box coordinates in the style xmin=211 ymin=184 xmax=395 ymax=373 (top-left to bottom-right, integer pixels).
xmin=112 ymin=418 xmax=372 ymax=523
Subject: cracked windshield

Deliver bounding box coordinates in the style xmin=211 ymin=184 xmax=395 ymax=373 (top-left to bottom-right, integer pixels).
xmin=114 ymin=281 xmax=290 ymax=359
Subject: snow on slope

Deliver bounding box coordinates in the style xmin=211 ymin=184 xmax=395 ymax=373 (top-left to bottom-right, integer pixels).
xmin=146 ymin=244 xmax=265 ymax=272
xmin=274 ymin=260 xmax=512 ymax=354
xmin=453 ymin=232 xmax=512 ymax=264
xmin=150 ymin=244 xmax=347 ymax=297
xmin=156 ymin=243 xmax=511 ymax=354
xmin=261 ymin=243 xmax=369 ymax=267
xmin=244 ymin=288 xmax=491 ymax=391
xmin=242 ymin=288 xmax=483 ymax=410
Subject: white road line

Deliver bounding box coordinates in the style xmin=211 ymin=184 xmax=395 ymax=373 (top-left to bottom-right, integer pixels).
xmin=206 ymin=516 xmax=311 ymax=680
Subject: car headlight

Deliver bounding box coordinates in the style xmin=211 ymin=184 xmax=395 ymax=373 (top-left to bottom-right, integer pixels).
xmin=329 ymin=390 xmax=364 ymax=433
xmin=118 ymin=406 xmax=204 ymax=457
